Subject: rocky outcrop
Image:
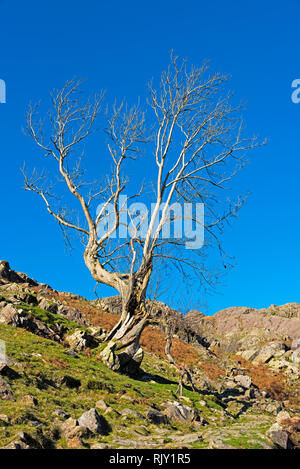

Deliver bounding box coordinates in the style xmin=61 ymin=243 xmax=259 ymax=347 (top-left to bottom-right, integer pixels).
xmin=0 ymin=261 xmax=38 ymax=287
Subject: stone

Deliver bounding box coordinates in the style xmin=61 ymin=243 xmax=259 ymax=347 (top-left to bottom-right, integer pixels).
xmin=0 ymin=414 xmax=10 ymax=425
xmin=0 ymin=376 xmax=14 ymax=400
xmin=4 ymin=431 xmax=41 ymax=449
xmin=291 ymin=348 xmax=300 ymax=364
xmin=163 ymin=401 xmax=198 ymax=423
xmin=90 ymin=443 xmax=109 ymax=449
xmin=54 ymin=408 xmax=70 ymax=419
xmin=234 ymin=374 xmax=252 ymax=389
xmin=276 ymin=410 xmax=290 ymax=426
xmin=291 ymin=338 xmax=300 ymax=350
xmin=147 ymin=408 xmax=169 ymax=425
xmin=24 ymin=395 xmax=38 ymax=407
xmin=265 ymin=402 xmax=282 ymax=415
xmin=78 ymin=408 xmax=107 ymax=434
xmin=95 ymin=399 xmax=109 ymax=410
xmin=60 ymin=418 xmax=78 ymax=437
xmin=170 ymin=433 xmax=203 ymax=444
xmin=0 ymin=304 xmax=28 ymax=327
xmin=38 ymin=298 xmax=58 ymax=314
xmin=267 ymin=424 xmax=292 ymax=449
xmin=65 ymin=329 xmax=98 ymax=351
xmin=120 ymin=408 xmax=145 ymax=420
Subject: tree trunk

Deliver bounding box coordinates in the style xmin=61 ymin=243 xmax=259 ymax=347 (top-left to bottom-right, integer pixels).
xmin=100 ymin=299 xmax=149 ymax=376
xmin=84 ymin=245 xmax=152 ymax=375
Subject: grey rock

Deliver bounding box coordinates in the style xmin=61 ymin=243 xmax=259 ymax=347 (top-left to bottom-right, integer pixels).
xmin=147 ymin=408 xmax=169 ymax=425
xmin=164 ymin=401 xmax=198 ymax=423
xmin=0 ymin=376 xmax=14 ymax=400
xmin=78 ymin=408 xmax=107 ymax=434
xmin=234 ymin=374 xmax=252 ymax=389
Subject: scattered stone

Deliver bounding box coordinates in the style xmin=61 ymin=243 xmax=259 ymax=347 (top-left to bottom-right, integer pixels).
xmin=65 ymin=329 xmax=98 ymax=351
xmin=24 ymin=395 xmax=38 ymax=407
xmin=164 ymin=401 xmax=198 ymax=423
xmin=78 ymin=408 xmax=108 ymax=435
xmin=234 ymin=374 xmax=252 ymax=389
xmin=96 ymin=399 xmax=109 ymax=410
xmin=90 ymin=443 xmax=109 ymax=449
xmin=120 ymin=408 xmax=145 ymax=420
xmin=0 ymin=376 xmax=14 ymax=400
xmin=147 ymin=408 xmax=169 ymax=425
xmin=54 ymin=408 xmax=70 ymax=420
xmin=0 ymin=304 xmax=28 ymax=327
xmin=0 ymin=414 xmax=10 ymax=425
xmin=267 ymin=423 xmax=292 ymax=449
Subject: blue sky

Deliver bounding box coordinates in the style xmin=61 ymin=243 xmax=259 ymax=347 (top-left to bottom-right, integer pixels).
xmin=0 ymin=0 xmax=299 ymax=314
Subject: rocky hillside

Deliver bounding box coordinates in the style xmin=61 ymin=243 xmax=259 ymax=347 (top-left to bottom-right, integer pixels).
xmin=0 ymin=260 xmax=299 ymax=450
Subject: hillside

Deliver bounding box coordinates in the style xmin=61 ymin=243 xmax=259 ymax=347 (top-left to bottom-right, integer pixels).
xmin=0 ymin=261 xmax=299 ymax=450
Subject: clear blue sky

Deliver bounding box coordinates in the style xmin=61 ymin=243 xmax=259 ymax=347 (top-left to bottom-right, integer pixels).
xmin=0 ymin=0 xmax=299 ymax=315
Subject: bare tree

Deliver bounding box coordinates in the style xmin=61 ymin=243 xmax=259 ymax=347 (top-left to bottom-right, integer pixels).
xmin=23 ymin=54 xmax=262 ymax=375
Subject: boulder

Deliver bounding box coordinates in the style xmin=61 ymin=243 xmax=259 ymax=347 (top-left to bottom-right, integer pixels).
xmin=78 ymin=408 xmax=108 ymax=434
xmin=4 ymin=431 xmax=41 ymax=449
xmin=291 ymin=348 xmax=300 ymax=364
xmin=0 ymin=377 xmax=14 ymax=400
xmin=38 ymin=298 xmax=58 ymax=314
xmin=234 ymin=374 xmax=252 ymax=389
xmin=163 ymin=401 xmax=198 ymax=423
xmin=0 ymin=304 xmax=28 ymax=327
xmin=147 ymin=408 xmax=169 ymax=425
xmin=65 ymin=329 xmax=98 ymax=351
xmin=267 ymin=423 xmax=292 ymax=449
xmin=291 ymin=338 xmax=300 ymax=350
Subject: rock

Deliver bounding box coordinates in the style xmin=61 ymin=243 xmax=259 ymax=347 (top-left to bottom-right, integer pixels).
xmin=88 ymin=326 xmax=107 ymax=341
xmin=291 ymin=348 xmax=300 ymax=364
xmin=234 ymin=374 xmax=252 ymax=389
xmin=0 ymin=363 xmax=20 ymax=379
xmin=236 ymin=349 xmax=259 ymax=361
xmin=0 ymin=414 xmax=10 ymax=425
xmin=226 ymin=400 xmax=246 ymax=417
xmin=0 ymin=376 xmax=14 ymax=400
xmin=163 ymin=401 xmax=198 ymax=423
xmin=60 ymin=418 xmax=78 ymax=437
xmin=147 ymin=408 xmax=169 ymax=425
xmin=291 ymin=338 xmax=300 ymax=350
xmin=65 ymin=329 xmax=98 ymax=351
xmin=4 ymin=431 xmax=41 ymax=449
xmin=267 ymin=423 xmax=292 ymax=449
xmin=57 ymin=305 xmax=87 ymax=326
xmin=170 ymin=433 xmax=203 ymax=444
xmin=64 ymin=350 xmax=79 ymax=358
xmin=54 ymin=408 xmax=70 ymax=420
xmin=24 ymin=395 xmax=38 ymax=407
xmin=95 ymin=399 xmax=109 ymax=410
xmin=78 ymin=408 xmax=108 ymax=434
xmin=118 ymin=347 xmax=144 ymax=376
xmin=17 ymin=292 xmax=38 ymax=306
xmin=90 ymin=443 xmax=109 ymax=449
xmin=0 ymin=261 xmax=38 ymax=287
xmin=66 ymin=436 xmax=86 ymax=449
xmin=265 ymin=402 xmax=282 ymax=415
xmin=38 ymin=298 xmax=58 ymax=314
xmin=120 ymin=408 xmax=145 ymax=420
xmin=276 ymin=411 xmax=290 ymax=426
xmin=0 ymin=304 xmax=28 ymax=327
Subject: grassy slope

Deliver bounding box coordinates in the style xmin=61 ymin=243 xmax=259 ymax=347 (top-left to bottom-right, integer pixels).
xmin=0 ymin=316 xmax=274 ymax=449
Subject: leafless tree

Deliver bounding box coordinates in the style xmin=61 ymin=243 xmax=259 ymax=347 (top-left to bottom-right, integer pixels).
xmin=23 ymin=53 xmax=263 ymax=375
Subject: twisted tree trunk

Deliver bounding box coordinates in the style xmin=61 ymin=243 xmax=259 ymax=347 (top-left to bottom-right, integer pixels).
xmin=84 ymin=243 xmax=152 ymax=375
